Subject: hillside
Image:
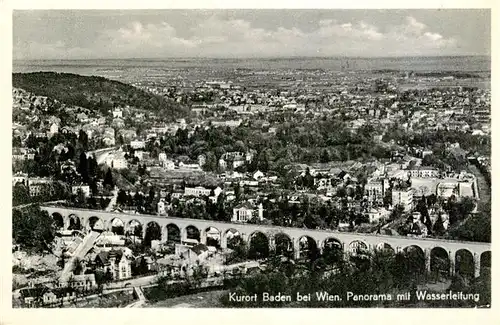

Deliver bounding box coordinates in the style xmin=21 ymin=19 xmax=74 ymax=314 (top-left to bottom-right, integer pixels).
xmin=12 ymin=72 xmax=189 ymax=118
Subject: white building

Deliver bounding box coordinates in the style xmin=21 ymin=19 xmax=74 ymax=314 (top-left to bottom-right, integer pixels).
xmin=391 ymin=187 xmax=414 ymax=212
xmin=436 ymin=182 xmax=459 ymax=199
xmin=184 ymin=186 xmax=211 ymax=197
xmin=28 ymin=177 xmax=54 ymax=197
xmin=134 ymin=151 xmax=144 ymax=160
xmin=72 ymin=185 xmax=91 ymax=198
xmin=366 ymin=207 xmax=390 ymax=223
xmin=365 ymin=179 xmax=386 ymax=204
xmin=130 ymin=140 xmax=146 ymax=149
xmin=48 ymin=123 xmax=59 ymax=137
xmin=408 ymin=166 xmax=439 ymax=178
xmin=105 ymin=152 xmax=128 ymax=170
xmin=112 ymin=108 xmax=123 ymax=118
xmin=157 ymin=199 xmax=167 ymax=215
xmin=163 ymin=159 xmax=175 ymax=170
xmin=232 ymin=203 xmax=264 ymax=223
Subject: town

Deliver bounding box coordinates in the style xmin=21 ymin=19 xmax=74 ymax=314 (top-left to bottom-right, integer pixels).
xmin=12 ymin=58 xmax=491 ymax=308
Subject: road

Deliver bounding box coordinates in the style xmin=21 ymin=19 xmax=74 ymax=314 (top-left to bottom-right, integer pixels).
xmin=104 ymin=274 xmax=158 ymax=289
xmin=60 ymin=230 xmax=101 ymax=282
xmin=13 ymin=199 xmax=67 ymax=210
xmin=105 ymin=187 xmax=119 ymax=212
xmin=468 ymin=165 xmax=490 ymax=210
xmin=87 ymin=147 xmax=118 ymax=165
xmin=125 ymin=287 xmax=147 ymax=308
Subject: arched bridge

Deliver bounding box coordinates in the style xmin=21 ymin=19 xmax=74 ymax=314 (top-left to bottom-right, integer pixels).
xmin=42 ymin=206 xmax=491 ymax=278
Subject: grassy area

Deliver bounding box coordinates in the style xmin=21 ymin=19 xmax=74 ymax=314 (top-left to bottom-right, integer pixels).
xmin=144 ymin=289 xmax=227 ymax=308
xmin=72 ymin=290 xmax=135 ymax=308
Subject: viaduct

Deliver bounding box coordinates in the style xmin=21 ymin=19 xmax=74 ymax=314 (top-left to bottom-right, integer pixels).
xmin=42 ymin=206 xmax=491 ymax=278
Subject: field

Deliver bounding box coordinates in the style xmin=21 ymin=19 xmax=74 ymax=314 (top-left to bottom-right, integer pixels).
xmin=144 ymin=289 xmax=227 ymax=308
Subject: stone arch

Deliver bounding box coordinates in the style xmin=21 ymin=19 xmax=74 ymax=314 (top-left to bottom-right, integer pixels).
xmin=109 ymin=218 xmax=125 ymax=235
xmin=52 ymin=212 xmax=65 ymax=230
xmin=144 ymin=221 xmax=162 ymax=246
xmin=68 ymin=214 xmax=81 ymax=231
xmin=480 ymin=251 xmax=491 ymax=277
xmin=430 ymin=247 xmax=450 ymax=277
xmin=348 ymin=240 xmax=369 ymax=256
xmin=126 ymin=219 xmax=143 ymax=238
xmin=222 ymin=228 xmax=242 ymax=249
xmin=376 ymin=242 xmax=395 ymax=253
xmin=322 ymin=237 xmax=344 ymax=263
xmin=274 ymin=232 xmax=294 ymax=258
xmin=248 ymin=231 xmax=269 ymax=260
xmin=403 ymin=245 xmax=426 ymax=274
xmin=455 ymin=249 xmax=474 ymax=278
xmin=87 ymin=216 xmax=104 ymax=231
xmin=297 ymin=235 xmax=319 ymax=261
xmin=183 ymin=225 xmax=201 ymax=244
xmin=165 ymin=223 xmax=181 ymax=245
xmin=203 ymin=227 xmax=221 ymax=248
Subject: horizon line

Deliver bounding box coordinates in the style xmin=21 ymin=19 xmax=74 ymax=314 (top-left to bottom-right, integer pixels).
xmin=13 ymin=54 xmax=491 ymax=62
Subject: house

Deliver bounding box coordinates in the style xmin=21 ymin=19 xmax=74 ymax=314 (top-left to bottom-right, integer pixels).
xmin=364 ymin=178 xmax=386 ymax=204
xmin=112 ymin=118 xmax=125 ymax=128
xmin=28 ymin=177 xmax=54 ymax=197
xmin=253 ymin=170 xmax=264 ymax=180
xmin=112 ymin=108 xmax=123 ymax=118
xmin=163 ymin=159 xmax=176 ymax=170
xmin=198 ymin=154 xmax=207 ymax=167
xmin=94 ymin=249 xmax=133 ymax=281
xmin=104 ymin=151 xmax=128 ymax=170
xmin=408 ymin=166 xmax=439 ymax=178
xmin=48 ymin=122 xmax=59 ymax=137
xmin=59 ymin=274 xmax=98 ymax=291
xmin=218 ymin=158 xmax=227 ymax=170
xmin=232 ymin=202 xmax=264 ymax=223
xmin=20 ymin=285 xmax=49 ymax=306
xmin=391 ymin=186 xmax=413 ymax=212
xmin=436 ymin=182 xmax=459 ymax=199
xmin=41 ymin=287 xmax=77 ymax=306
xmin=157 ymin=199 xmax=167 ymax=215
xmin=130 ymin=139 xmax=146 ymax=149
xmin=134 ymin=150 xmax=144 ymax=160
xmin=178 ymin=162 xmax=202 ymax=171
xmin=76 ymin=112 xmax=89 ymax=122
xmin=12 ymin=172 xmax=28 ymax=186
xmin=336 ymin=171 xmax=352 ymax=182
xmin=95 ymin=232 xmax=126 ymax=246
xmin=175 ymin=243 xmax=211 ymax=263
xmin=407 ymin=212 xmax=428 ymax=237
xmin=366 ymin=207 xmax=390 ymax=223
xmin=72 ymin=184 xmax=91 ymax=198
xmin=103 ymin=136 xmax=116 ymax=146
xmin=184 ymin=186 xmax=211 ymax=197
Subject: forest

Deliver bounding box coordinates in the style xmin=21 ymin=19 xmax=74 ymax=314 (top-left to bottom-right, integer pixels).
xmin=12 ymin=72 xmax=190 ymax=118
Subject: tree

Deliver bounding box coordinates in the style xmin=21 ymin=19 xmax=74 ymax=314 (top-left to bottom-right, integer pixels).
xmin=432 ymin=214 xmax=446 ymax=236
xmin=103 ymin=168 xmax=114 ymax=189
xmin=320 ymin=149 xmax=330 ymax=163
xmin=78 ymin=129 xmax=89 ymax=151
xmin=389 ymin=205 xmax=405 ymax=221
xmin=117 ymin=189 xmax=128 ymax=206
xmin=12 ymin=205 xmax=55 ymax=254
xmin=78 ymin=152 xmax=88 ymax=183
xmin=187 ymin=261 xmax=209 ymax=289
xmin=13 ymin=183 xmax=30 ymax=206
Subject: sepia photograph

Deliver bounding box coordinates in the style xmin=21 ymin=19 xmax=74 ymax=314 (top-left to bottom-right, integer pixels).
xmin=9 ymin=7 xmax=492 ymax=309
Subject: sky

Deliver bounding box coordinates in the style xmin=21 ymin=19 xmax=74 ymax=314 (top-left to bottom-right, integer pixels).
xmin=12 ymin=9 xmax=491 ymax=60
